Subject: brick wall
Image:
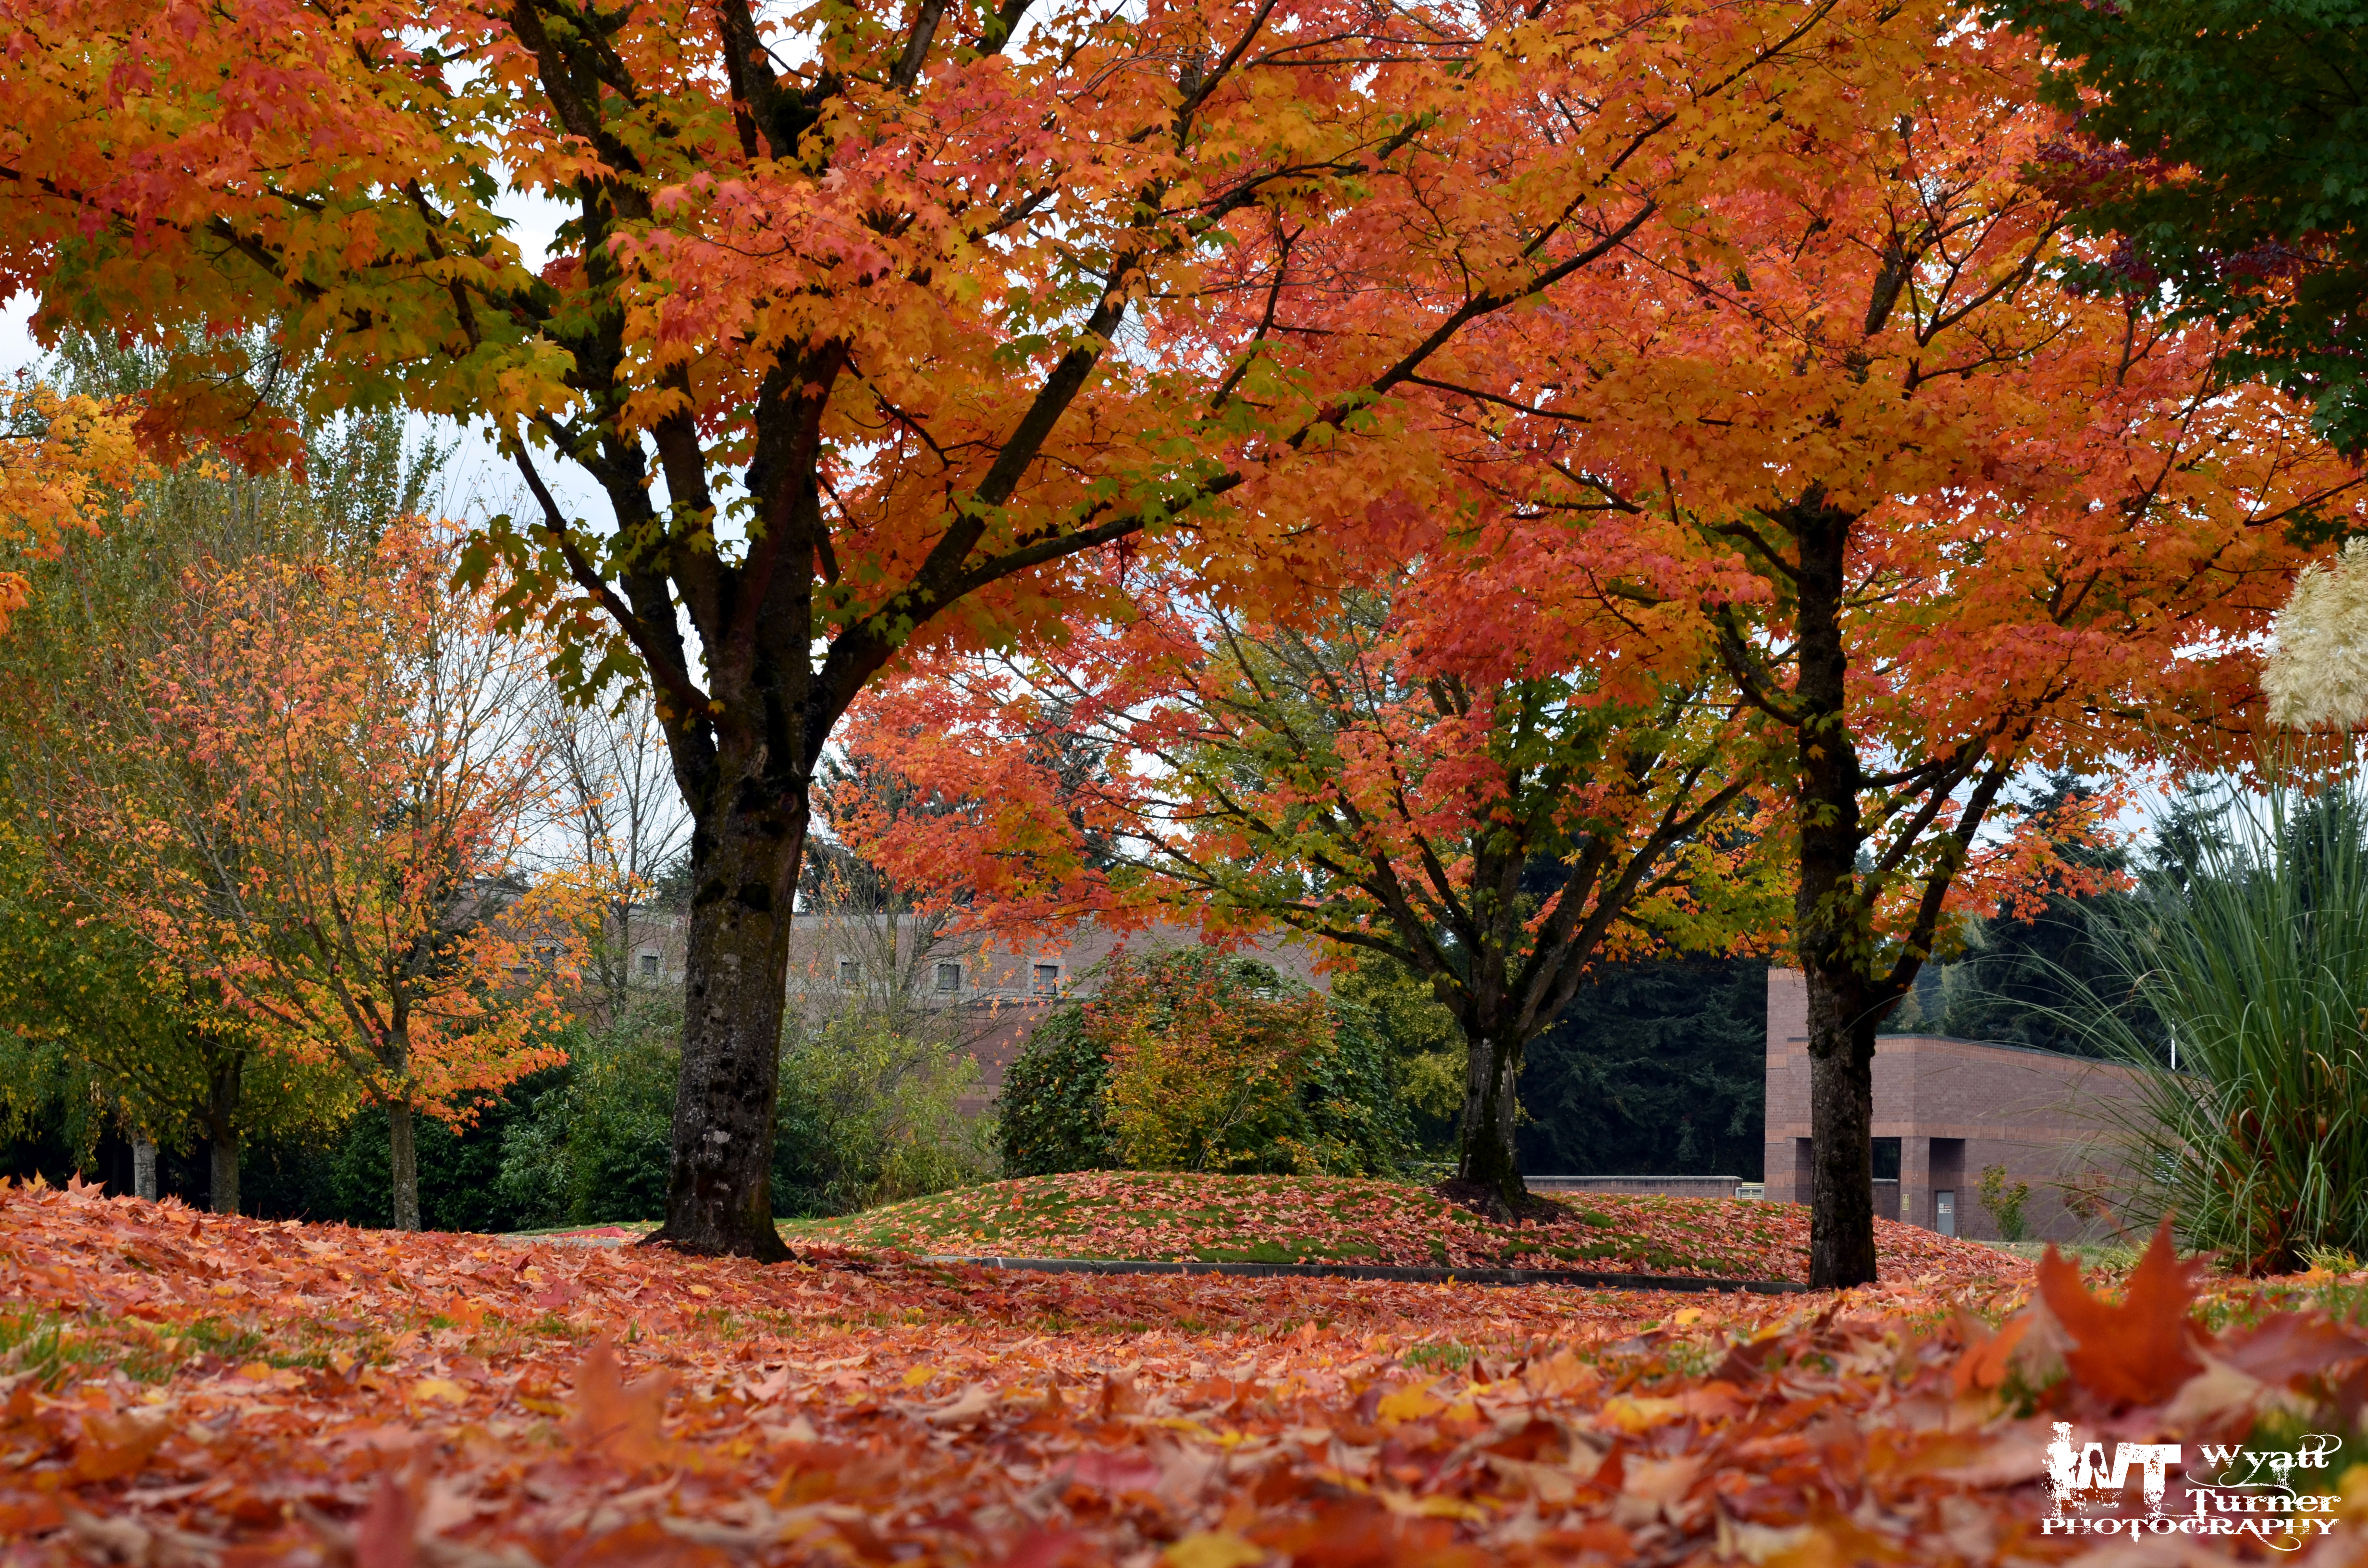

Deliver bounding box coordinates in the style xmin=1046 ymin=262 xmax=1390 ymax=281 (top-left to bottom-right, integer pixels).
xmin=1762 ymin=969 xmax=2150 ymax=1241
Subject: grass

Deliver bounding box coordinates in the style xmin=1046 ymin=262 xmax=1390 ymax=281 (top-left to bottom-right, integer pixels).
xmin=0 ymin=1305 xmax=362 ymax=1390
xmin=1984 ymin=1239 xmax=2145 ymax=1272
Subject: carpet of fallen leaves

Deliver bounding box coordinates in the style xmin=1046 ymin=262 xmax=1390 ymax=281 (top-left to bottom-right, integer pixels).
xmin=7 ymin=1176 xmax=2368 ymax=1567
xmin=780 ymin=1172 xmax=2019 ymax=1286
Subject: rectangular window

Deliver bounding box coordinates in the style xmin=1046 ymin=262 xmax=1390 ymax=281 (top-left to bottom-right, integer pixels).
xmin=1032 ymin=963 xmax=1060 ymax=995
xmin=1872 ymin=1137 xmax=1902 ymax=1181
xmin=936 ymin=962 xmax=960 ymax=993
xmin=639 ymin=953 xmax=659 ymax=980
xmin=1935 ymin=1190 xmax=1956 ymax=1237
xmin=839 ymin=959 xmax=861 ymax=986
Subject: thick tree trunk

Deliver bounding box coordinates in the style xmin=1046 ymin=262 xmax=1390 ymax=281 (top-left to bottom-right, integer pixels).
xmin=1804 ymin=964 xmax=1880 ymax=1288
xmin=388 ymin=1101 xmax=421 ymax=1231
xmin=132 ymin=1137 xmax=159 ymax=1201
xmin=1789 ymin=492 xmax=1883 ymax=1289
xmin=651 ymin=782 xmax=806 ymax=1260
xmin=205 ymin=1053 xmax=241 ymax=1216
xmin=1455 ymin=1028 xmax=1525 ymax=1216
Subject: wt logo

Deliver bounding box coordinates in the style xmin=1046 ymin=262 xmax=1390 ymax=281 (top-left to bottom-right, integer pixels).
xmin=2046 ymin=1424 xmax=2181 ymax=1515
xmin=2039 ymin=1424 xmax=2345 ymax=1547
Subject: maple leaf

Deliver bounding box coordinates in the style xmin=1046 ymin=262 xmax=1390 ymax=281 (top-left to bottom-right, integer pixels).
xmin=69 ymin=1411 xmax=168 ymax=1483
xmin=568 ymin=1337 xmax=677 ymax=1470
xmin=2035 ymin=1222 xmax=2210 ymax=1407
xmin=351 ymin=1471 xmax=422 ymax=1568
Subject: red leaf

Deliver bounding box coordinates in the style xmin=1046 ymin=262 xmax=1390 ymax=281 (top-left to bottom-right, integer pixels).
xmin=2036 ymin=1222 xmax=2208 ymax=1407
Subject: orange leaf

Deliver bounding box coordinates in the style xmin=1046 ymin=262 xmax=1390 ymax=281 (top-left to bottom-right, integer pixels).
xmin=1949 ymin=1309 xmax=2030 ymax=1396
xmin=2035 ymin=1222 xmax=2207 ymax=1407
xmin=569 ymin=1338 xmax=676 ymax=1469
xmin=72 ymin=1411 xmax=169 ymax=1483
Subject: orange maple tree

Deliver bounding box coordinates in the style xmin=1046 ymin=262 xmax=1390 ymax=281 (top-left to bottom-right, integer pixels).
xmin=0 ymin=377 xmax=143 ymax=631
xmin=840 ymin=562 xmax=1784 ymax=1212
xmin=33 ymin=523 xmax=578 ymax=1229
xmin=0 ymin=0 xmax=1958 ymax=1255
xmin=1389 ymin=24 xmax=2368 ymax=1284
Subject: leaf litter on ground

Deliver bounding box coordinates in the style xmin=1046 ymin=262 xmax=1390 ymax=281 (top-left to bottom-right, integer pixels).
xmin=781 ymin=1170 xmax=2018 ymax=1286
xmin=7 ymin=1175 xmax=2368 ymax=1565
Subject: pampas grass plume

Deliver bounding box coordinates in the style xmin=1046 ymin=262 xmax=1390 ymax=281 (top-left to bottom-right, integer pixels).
xmin=2266 ymin=539 xmax=2368 ymax=729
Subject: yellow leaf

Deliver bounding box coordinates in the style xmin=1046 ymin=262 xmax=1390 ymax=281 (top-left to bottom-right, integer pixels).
xmin=413 ymin=1377 xmax=469 ymax=1405
xmin=1599 ymin=1396 xmax=1686 ymax=1433
xmin=1375 ymin=1384 xmax=1444 ymax=1424
xmin=1164 ymin=1532 xmax=1265 ymax=1568
xmin=1379 ymin=1491 xmax=1488 ymax=1521
xmin=903 ymin=1365 xmax=938 ymax=1388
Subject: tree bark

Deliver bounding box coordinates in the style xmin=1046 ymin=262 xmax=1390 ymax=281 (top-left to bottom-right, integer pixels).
xmin=1789 ymin=493 xmax=1885 ymax=1289
xmin=650 ymin=777 xmax=805 ymax=1261
xmin=205 ymin=1052 xmax=241 ymax=1216
xmin=388 ymin=1101 xmax=421 ymax=1231
xmin=1804 ymin=964 xmax=1881 ymax=1287
xmin=132 ymin=1137 xmax=159 ymax=1201
xmin=1455 ymin=1029 xmax=1525 ymax=1216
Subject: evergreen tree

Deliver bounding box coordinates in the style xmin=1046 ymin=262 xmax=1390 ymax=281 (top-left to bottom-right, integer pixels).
xmin=1517 ymin=956 xmax=1769 ymax=1180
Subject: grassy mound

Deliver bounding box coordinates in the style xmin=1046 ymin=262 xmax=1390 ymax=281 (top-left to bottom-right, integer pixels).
xmin=779 ymin=1170 xmax=2023 ymax=1285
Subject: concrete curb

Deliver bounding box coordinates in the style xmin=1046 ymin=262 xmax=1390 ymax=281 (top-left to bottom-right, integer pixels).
xmin=918 ymin=1254 xmax=1812 ymax=1295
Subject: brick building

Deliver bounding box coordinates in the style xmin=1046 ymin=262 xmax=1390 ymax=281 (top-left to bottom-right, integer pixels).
xmin=1762 ymin=968 xmax=2150 ymax=1241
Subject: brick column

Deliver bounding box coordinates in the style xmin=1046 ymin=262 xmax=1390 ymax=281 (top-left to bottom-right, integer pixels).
xmin=1904 ymin=1135 xmax=1933 ymax=1230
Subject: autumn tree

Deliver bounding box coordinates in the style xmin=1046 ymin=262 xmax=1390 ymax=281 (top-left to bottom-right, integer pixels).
xmin=847 ymin=576 xmax=1779 ymax=1213
xmin=0 ymin=377 xmax=144 ymax=631
xmin=0 ymin=824 xmax=352 ymax=1209
xmin=37 ymin=526 xmax=579 ymax=1229
xmin=1429 ymin=24 xmax=2366 ymax=1282
xmin=0 ymin=367 xmax=421 ymax=1210
xmin=0 ymin=0 xmax=1945 ymax=1254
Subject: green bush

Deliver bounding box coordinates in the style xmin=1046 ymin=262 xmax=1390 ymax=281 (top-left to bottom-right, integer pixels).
xmin=1976 ymin=1163 xmax=2031 ymax=1243
xmin=995 ymin=1002 xmax=1117 ymax=1176
xmin=497 ymin=993 xmax=994 ymax=1225
xmin=774 ymin=1010 xmax=995 ymax=1217
xmin=2072 ymin=777 xmax=2368 ymax=1273
xmin=327 ymin=1075 xmax=562 ymax=1233
xmin=995 ymin=950 xmax=1414 ymax=1179
xmin=495 ymin=997 xmax=679 ymax=1227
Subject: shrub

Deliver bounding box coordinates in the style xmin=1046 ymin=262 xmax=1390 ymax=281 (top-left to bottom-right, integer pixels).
xmin=1975 ymin=1163 xmax=2030 ymax=1243
xmin=2072 ymin=776 xmax=2368 ymax=1273
xmin=997 ymin=950 xmax=1414 ymax=1178
xmin=773 ymin=1009 xmax=996 ymax=1217
xmin=498 ymin=993 xmax=994 ymax=1225
xmin=993 ymin=1002 xmax=1116 ymax=1176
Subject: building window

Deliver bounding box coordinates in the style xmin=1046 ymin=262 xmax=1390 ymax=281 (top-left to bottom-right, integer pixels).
xmin=1871 ymin=1137 xmax=1901 ymax=1181
xmin=935 ymin=962 xmax=961 ymax=993
xmin=840 ymin=959 xmax=861 ymax=986
xmin=639 ymin=953 xmax=660 ymax=980
xmin=1032 ymin=963 xmax=1060 ymax=995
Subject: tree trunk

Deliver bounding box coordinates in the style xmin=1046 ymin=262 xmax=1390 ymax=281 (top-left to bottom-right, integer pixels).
xmin=1789 ymin=492 xmax=1883 ymax=1289
xmin=205 ymin=1053 xmax=241 ymax=1216
xmin=1455 ymin=1028 xmax=1525 ymax=1217
xmin=132 ymin=1137 xmax=158 ymax=1201
xmin=651 ymin=782 xmax=805 ymax=1260
xmin=1804 ymin=963 xmax=1880 ymax=1287
xmin=388 ymin=1101 xmax=421 ymax=1231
